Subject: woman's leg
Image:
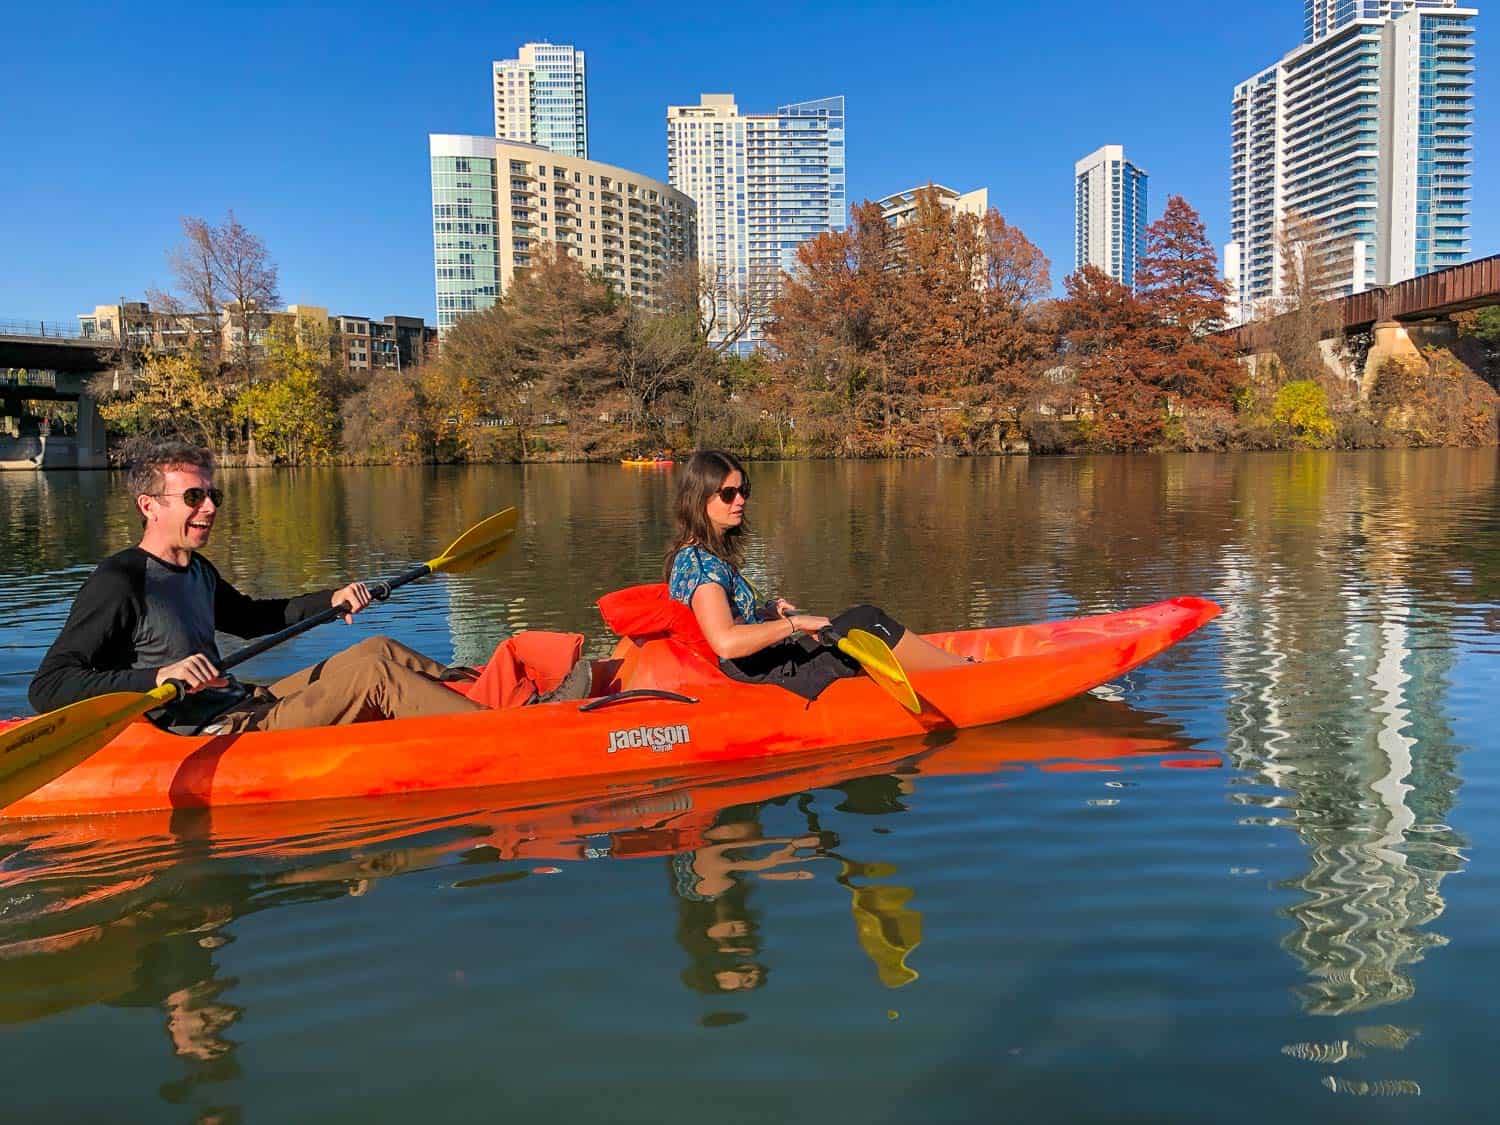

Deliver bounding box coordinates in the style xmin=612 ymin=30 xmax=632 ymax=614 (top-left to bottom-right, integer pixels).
xmin=834 ymin=605 xmax=968 ymax=672
xmin=890 ymin=630 xmax=969 ymax=671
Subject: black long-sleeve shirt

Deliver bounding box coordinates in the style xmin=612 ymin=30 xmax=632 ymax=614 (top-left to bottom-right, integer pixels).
xmin=29 ymin=547 xmax=333 ymax=719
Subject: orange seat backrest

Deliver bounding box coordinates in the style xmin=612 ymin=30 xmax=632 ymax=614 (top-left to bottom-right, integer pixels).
xmin=596 ymin=584 xmax=716 ymax=659
xmin=596 ymin=583 xmax=725 ymax=692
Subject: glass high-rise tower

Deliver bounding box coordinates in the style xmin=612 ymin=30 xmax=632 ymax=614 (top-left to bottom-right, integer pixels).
xmin=1303 ymin=0 xmax=1460 ymax=42
xmin=1227 ymin=3 xmax=1474 ymax=320
xmin=666 ymin=94 xmax=845 ymax=353
xmin=1074 ymin=145 xmax=1149 ymax=289
xmin=493 ymin=42 xmax=588 ymax=158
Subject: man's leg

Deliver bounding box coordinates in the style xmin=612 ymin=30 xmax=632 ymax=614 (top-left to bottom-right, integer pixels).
xmin=239 ymin=635 xmax=484 ymax=731
xmin=262 ymin=635 xmax=450 ymax=697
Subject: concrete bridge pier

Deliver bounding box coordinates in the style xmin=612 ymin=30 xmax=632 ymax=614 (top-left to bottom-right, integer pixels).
xmin=1360 ymin=318 xmax=1457 ymax=399
xmin=73 ymin=392 xmax=107 ymax=468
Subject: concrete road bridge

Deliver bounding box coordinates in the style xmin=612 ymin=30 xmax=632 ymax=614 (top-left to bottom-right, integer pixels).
xmin=0 ymin=320 xmax=119 ymax=469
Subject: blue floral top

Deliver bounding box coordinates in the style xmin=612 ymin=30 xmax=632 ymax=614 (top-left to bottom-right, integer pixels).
xmin=669 ymin=545 xmax=760 ymax=623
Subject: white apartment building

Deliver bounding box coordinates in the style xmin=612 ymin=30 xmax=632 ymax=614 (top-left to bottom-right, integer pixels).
xmin=1074 ymin=145 xmax=1149 ymax=289
xmin=430 ymin=134 xmax=696 ymax=331
xmin=1227 ymin=2 xmax=1474 ymax=320
xmin=493 ymin=42 xmax=588 ymax=158
xmin=666 ymin=94 xmax=846 ymax=353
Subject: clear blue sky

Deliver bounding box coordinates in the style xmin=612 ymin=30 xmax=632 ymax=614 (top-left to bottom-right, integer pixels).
xmin=3 ymin=0 xmax=1493 ymax=324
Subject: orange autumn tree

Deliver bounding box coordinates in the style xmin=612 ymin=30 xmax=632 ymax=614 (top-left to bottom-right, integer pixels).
xmin=765 ymin=200 xmax=898 ymax=452
xmin=1057 ymin=195 xmax=1243 ymax=449
xmin=1056 ymin=266 xmax=1164 ymax=448
xmin=1135 ymin=195 xmax=1243 ymax=412
xmin=768 ymin=187 xmax=1051 ymax=454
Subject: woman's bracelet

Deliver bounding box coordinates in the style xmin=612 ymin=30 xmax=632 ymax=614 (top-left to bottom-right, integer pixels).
xmin=786 ymin=616 xmax=800 ymax=640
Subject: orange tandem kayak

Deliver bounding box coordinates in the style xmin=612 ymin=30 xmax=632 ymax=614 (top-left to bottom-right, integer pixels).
xmin=0 ymin=596 xmax=1220 ymax=819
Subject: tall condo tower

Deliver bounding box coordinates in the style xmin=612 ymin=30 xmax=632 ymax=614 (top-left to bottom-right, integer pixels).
xmin=1074 ymin=145 xmax=1149 ymax=288
xmin=1226 ymin=2 xmax=1473 ymax=321
xmin=666 ymin=94 xmax=846 ymax=353
xmin=1304 ymin=0 xmax=1460 ymax=41
xmin=493 ymin=42 xmax=588 ymax=158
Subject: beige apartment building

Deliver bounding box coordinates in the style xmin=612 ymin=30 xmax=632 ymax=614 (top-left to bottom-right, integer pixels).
xmin=78 ymin=302 xmax=435 ymax=370
xmin=876 ymin=184 xmax=989 ymax=228
xmin=430 ymin=134 xmax=697 ymax=330
xmin=874 ymin=184 xmax=993 ymax=280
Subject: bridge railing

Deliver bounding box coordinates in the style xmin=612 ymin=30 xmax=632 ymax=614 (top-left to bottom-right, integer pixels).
xmin=0 ymin=318 xmax=93 ymax=341
xmin=0 ymin=371 xmax=59 ymax=389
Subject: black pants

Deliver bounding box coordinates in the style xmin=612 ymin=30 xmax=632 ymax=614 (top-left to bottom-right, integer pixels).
xmin=721 ymin=604 xmax=907 ymax=701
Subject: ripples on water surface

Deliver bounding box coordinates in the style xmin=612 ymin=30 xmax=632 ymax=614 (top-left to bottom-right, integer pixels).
xmin=0 ymin=450 xmax=1495 ymax=1122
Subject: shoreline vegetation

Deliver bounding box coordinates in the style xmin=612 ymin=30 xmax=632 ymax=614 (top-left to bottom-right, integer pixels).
xmin=91 ymin=194 xmax=1500 ymax=466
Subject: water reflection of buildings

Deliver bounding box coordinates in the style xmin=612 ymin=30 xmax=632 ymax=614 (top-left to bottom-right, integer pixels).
xmin=1217 ymin=524 xmax=1468 ymax=1015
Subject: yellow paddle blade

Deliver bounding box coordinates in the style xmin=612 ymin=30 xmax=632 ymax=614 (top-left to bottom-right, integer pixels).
xmin=425 ymin=507 xmax=519 ymax=576
xmin=838 ymin=859 xmax=923 ymax=989
xmin=836 ymin=629 xmax=920 ymax=714
xmin=849 ymin=883 xmax=923 ymax=989
xmin=0 ymin=684 xmax=178 ymax=807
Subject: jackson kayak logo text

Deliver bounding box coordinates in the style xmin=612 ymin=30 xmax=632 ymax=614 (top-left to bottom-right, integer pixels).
xmin=606 ymin=724 xmax=691 ymax=755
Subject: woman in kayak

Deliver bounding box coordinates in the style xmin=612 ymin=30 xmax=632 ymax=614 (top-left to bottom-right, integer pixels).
xmin=664 ymin=450 xmax=968 ymax=700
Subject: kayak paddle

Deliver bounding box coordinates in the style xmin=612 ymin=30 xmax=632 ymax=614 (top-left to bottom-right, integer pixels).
xmin=830 ymin=627 xmax=921 ymax=714
xmin=785 ymin=613 xmax=919 ymax=714
xmin=0 ymin=506 xmax=520 ymax=810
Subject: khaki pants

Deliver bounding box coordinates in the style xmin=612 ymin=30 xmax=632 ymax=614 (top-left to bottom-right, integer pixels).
xmin=219 ymin=636 xmax=484 ymax=732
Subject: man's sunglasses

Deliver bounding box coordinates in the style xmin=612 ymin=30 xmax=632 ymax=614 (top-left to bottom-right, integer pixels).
xmin=714 ymin=483 xmax=751 ymax=504
xmin=154 ymin=488 xmax=224 ymax=508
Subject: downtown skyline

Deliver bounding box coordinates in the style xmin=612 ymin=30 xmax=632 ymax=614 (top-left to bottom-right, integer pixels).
xmin=2 ymin=0 xmax=1493 ymax=324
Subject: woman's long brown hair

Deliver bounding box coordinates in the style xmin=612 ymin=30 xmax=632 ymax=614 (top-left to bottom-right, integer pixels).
xmin=662 ymin=450 xmax=751 ymax=579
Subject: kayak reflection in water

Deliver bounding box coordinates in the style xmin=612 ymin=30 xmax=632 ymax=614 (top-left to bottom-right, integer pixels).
xmin=0 ymin=860 xmax=369 ymax=1109
xmin=669 ymin=810 xmax=826 ymax=993
xmin=27 ymin=440 xmax=486 ymax=734
xmin=668 ymin=783 xmax=926 ymax=995
xmin=663 ymin=450 xmax=968 ymax=701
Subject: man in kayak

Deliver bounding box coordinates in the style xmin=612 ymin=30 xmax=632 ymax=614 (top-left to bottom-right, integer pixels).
xmin=28 ymin=441 xmax=485 ymax=733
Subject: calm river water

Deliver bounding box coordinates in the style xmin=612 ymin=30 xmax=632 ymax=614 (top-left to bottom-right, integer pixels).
xmin=0 ymin=450 xmax=1496 ymax=1123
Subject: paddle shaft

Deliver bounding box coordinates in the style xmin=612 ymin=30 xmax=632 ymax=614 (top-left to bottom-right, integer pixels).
xmin=217 ymin=561 xmax=432 ymax=673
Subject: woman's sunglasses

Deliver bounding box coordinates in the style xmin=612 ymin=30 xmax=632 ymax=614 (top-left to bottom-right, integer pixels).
xmin=155 ymin=487 xmax=225 ymax=508
xmin=714 ymin=483 xmax=751 ymax=504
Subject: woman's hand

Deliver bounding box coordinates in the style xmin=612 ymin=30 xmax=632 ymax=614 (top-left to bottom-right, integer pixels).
xmin=787 ymin=614 xmax=831 ymax=635
xmin=770 ymin=597 xmax=798 ymax=619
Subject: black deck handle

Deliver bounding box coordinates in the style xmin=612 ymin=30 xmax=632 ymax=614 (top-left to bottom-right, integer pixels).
xmin=579 ymin=689 xmax=700 ymax=712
